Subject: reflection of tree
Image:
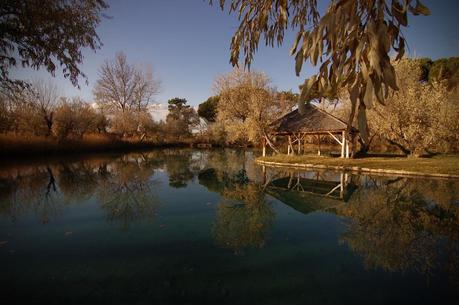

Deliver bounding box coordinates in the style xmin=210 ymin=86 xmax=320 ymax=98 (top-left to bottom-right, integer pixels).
xmin=337 ymin=177 xmax=459 ymax=283
xmin=213 ymin=182 xmax=274 ymax=254
xmin=0 ymin=152 xmax=164 ymax=226
xmin=98 ymin=161 xmax=160 ymax=229
xmin=167 ymin=161 xmax=194 ymax=188
xmin=199 ymin=154 xmax=274 ymax=254
xmin=57 ymin=163 xmax=99 ymax=202
xmin=35 ymin=166 xmax=61 ymax=224
xmin=206 ymin=149 xmax=248 ymax=179
xmin=0 ymin=166 xmax=62 ymax=224
xmin=163 ymin=149 xmax=195 ymax=188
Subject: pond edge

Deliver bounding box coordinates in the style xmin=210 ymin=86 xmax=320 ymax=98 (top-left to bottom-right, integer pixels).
xmin=255 ymin=160 xmax=459 ymax=180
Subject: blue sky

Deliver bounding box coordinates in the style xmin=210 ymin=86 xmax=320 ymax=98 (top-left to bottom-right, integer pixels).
xmin=11 ymin=0 xmax=459 ymax=107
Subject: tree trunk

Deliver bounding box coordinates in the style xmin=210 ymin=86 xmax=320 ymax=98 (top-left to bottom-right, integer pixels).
xmin=262 ymin=132 xmax=280 ymax=154
xmin=385 ymin=138 xmax=411 ymax=156
xmin=44 ymin=114 xmax=53 ymax=137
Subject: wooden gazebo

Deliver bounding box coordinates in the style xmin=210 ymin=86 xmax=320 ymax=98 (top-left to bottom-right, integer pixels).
xmin=263 ymin=103 xmax=358 ymax=158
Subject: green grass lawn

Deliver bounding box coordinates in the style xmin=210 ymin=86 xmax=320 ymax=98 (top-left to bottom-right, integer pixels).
xmin=257 ymin=154 xmax=459 ymax=176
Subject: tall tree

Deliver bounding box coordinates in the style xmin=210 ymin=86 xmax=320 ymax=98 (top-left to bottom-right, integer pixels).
xmin=215 ymin=68 xmax=277 ymax=145
xmin=0 ymin=0 xmax=108 ymax=87
xmin=198 ymin=95 xmax=219 ymax=122
xmin=211 ymin=0 xmax=430 ymax=147
xmin=93 ymin=52 xmax=161 ymax=113
xmin=167 ymin=98 xmax=191 ymax=120
xmin=166 ymin=98 xmax=199 ymax=138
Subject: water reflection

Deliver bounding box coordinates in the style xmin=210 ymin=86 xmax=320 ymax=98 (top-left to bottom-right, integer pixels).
xmin=0 ymin=153 xmax=165 ymax=228
xmin=0 ymin=165 xmax=64 ymax=224
xmin=260 ymin=166 xmax=459 ymax=284
xmin=0 ymin=149 xmax=258 ymax=228
xmin=199 ymin=168 xmax=274 ymax=253
xmin=1 ymin=149 xmax=458 ymax=286
xmin=336 ymin=175 xmax=459 ymax=284
xmin=164 ymin=150 xmax=196 ymax=188
xmin=262 ymin=169 xmax=357 ymax=214
xmin=97 ymin=158 xmax=160 ymax=229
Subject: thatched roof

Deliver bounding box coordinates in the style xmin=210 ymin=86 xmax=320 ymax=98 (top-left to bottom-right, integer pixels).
xmin=270 ymin=103 xmax=357 ymax=135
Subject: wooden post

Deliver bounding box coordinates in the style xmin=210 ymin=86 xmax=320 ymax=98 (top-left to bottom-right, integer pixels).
xmin=297 ymin=134 xmax=301 ymax=154
xmin=317 ymin=135 xmax=321 ymax=156
xmin=262 ymin=137 xmax=266 ymax=157
xmin=345 ymin=137 xmax=349 ymax=158
xmin=341 ymin=131 xmax=346 ymax=158
xmin=340 ymin=172 xmax=344 ymax=199
xmin=262 ymin=165 xmax=266 ymax=185
xmin=287 ymin=136 xmax=290 ymax=155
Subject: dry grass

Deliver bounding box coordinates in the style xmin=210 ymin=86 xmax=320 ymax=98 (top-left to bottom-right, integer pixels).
xmin=258 ymin=154 xmax=459 ymax=176
xmin=0 ymin=133 xmax=176 ymax=157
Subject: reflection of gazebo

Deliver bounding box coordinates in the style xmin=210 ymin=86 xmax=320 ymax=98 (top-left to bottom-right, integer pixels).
xmin=263 ymin=103 xmax=358 ymax=158
xmin=263 ymin=169 xmax=356 ymax=215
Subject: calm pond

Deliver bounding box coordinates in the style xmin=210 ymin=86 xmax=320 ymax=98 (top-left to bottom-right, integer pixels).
xmin=1 ymin=149 xmax=458 ymax=305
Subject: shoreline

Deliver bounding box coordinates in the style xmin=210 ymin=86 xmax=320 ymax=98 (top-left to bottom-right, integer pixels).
xmin=0 ymin=141 xmax=190 ymax=158
xmin=256 ymin=159 xmax=459 ymax=180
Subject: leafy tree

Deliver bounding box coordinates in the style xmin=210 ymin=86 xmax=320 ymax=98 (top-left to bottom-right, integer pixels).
xmin=0 ymin=0 xmax=108 ymax=87
xmin=167 ymin=97 xmax=190 ymax=120
xmin=214 ymin=68 xmax=277 ymax=145
xmin=93 ymin=52 xmax=160 ymax=113
xmin=425 ymin=57 xmax=459 ymax=89
xmin=198 ymin=95 xmax=219 ymax=122
xmin=211 ymin=0 xmax=431 ymax=147
xmin=368 ymin=58 xmax=458 ymax=156
xmin=206 ymin=121 xmax=228 ymax=145
xmin=166 ymin=97 xmax=199 ymax=139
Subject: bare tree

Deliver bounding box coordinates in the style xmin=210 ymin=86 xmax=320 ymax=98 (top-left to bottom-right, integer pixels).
xmin=31 ymin=80 xmax=60 ymax=135
xmin=93 ymin=52 xmax=160 ymax=113
xmin=53 ymin=96 xmax=103 ymax=140
xmin=7 ymin=79 xmax=60 ymax=136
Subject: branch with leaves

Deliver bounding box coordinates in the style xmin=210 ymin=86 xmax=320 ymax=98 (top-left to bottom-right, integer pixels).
xmin=0 ymin=0 xmax=108 ymax=88
xmin=211 ymin=0 xmax=430 ymax=146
